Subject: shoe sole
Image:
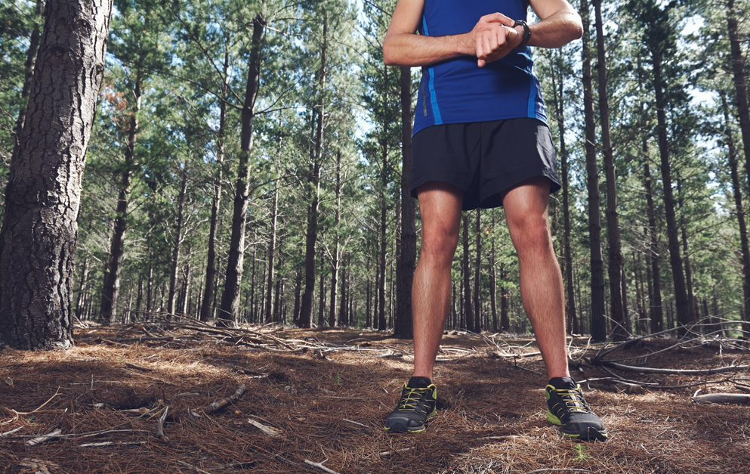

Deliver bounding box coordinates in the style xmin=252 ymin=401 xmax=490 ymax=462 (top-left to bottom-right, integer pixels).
xmin=384 ymin=410 xmax=437 ymax=434
xmin=547 ymin=411 xmax=609 ymax=442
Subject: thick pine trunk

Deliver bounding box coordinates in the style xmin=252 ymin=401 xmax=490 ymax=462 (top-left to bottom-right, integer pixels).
xmin=580 ymin=0 xmax=606 ymax=341
xmin=100 ymin=75 xmax=140 ymax=325
xmin=721 ymin=93 xmax=750 ymax=321
xmin=650 ymin=47 xmax=692 ymax=331
xmin=200 ymin=46 xmax=230 ymax=322
xmin=300 ymin=17 xmax=328 ymax=329
xmin=0 ymin=0 xmax=113 ymax=349
xmin=168 ymin=163 xmax=188 ymax=315
xmin=593 ymin=0 xmax=626 ymax=340
xmin=395 ymin=65 xmax=416 ymax=339
xmin=218 ymin=14 xmax=265 ymax=326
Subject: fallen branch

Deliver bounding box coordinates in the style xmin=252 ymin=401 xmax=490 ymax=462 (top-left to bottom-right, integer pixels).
xmin=156 ymin=406 xmax=169 ymax=440
xmin=341 ymin=418 xmax=370 ymax=431
xmin=26 ymin=429 xmax=63 ymax=446
xmin=594 ymin=361 xmax=750 ymax=376
xmin=692 ymin=393 xmax=750 ymax=405
xmin=1 ymin=388 xmax=60 ymax=425
xmin=79 ymin=441 xmax=147 ymax=448
xmin=247 ymin=416 xmax=282 ymax=437
xmin=198 ymin=384 xmax=246 ymax=415
xmin=304 ymin=459 xmax=340 ymax=474
xmin=0 ymin=426 xmax=23 ymax=438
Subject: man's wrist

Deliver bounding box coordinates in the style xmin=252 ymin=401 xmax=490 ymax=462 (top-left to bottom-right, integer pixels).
xmin=513 ymin=19 xmax=532 ymax=48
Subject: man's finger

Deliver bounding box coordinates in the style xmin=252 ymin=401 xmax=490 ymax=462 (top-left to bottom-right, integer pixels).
xmin=476 ymin=34 xmax=484 ymax=60
xmin=479 ymin=12 xmax=514 ymax=26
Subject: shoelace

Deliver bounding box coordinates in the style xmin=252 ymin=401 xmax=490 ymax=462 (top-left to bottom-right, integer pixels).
xmin=398 ymin=387 xmax=430 ymax=411
xmin=553 ymin=386 xmax=591 ymax=414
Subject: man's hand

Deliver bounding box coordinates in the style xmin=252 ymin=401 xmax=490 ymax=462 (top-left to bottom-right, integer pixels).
xmin=475 ymin=23 xmax=524 ymax=67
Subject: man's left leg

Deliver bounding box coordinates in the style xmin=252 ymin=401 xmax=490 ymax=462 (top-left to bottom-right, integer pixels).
xmin=504 ymin=177 xmax=608 ymax=441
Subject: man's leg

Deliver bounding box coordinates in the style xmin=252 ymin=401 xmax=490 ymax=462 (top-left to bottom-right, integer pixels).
xmin=412 ymin=183 xmax=464 ymax=379
xmin=503 ymin=177 xmax=569 ymax=379
xmin=503 ymin=177 xmax=607 ymax=441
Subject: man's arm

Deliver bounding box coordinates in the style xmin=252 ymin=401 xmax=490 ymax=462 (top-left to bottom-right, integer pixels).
xmin=477 ymin=0 xmax=583 ymax=66
xmin=383 ymin=0 xmax=512 ymax=67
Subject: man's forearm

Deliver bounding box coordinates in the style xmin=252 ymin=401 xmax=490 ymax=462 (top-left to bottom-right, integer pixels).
xmin=383 ymin=32 xmax=474 ymax=67
xmin=525 ymin=10 xmax=583 ymax=48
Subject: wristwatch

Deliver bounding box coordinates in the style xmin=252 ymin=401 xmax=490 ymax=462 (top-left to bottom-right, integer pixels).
xmin=513 ymin=19 xmax=532 ymax=48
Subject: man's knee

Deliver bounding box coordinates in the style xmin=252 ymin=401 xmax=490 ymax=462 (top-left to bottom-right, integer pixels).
xmin=508 ymin=213 xmax=552 ymax=255
xmin=420 ymin=225 xmax=459 ymax=266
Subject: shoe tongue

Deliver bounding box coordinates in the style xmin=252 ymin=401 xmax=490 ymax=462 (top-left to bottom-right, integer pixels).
xmin=407 ymin=376 xmax=432 ymax=388
xmin=549 ymin=377 xmax=577 ymax=390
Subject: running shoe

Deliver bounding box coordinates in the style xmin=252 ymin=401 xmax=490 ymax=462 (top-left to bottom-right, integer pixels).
xmin=384 ymin=382 xmax=437 ymax=433
xmin=546 ymin=380 xmax=608 ymax=441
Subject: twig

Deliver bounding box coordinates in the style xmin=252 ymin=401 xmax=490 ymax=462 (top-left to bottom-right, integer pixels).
xmin=25 ymin=429 xmax=63 ymax=446
xmin=692 ymin=393 xmax=750 ymax=405
xmin=0 ymin=426 xmax=23 ymax=438
xmin=1 ymin=387 xmax=61 ymax=425
xmin=247 ymin=416 xmax=282 ymax=436
xmin=304 ymin=459 xmax=340 ymax=474
xmin=198 ymin=384 xmax=246 ymax=415
xmin=156 ymin=406 xmax=169 ymax=440
xmin=79 ymin=441 xmax=147 ymax=447
xmin=176 ymin=459 xmax=213 ymax=474
xmin=341 ymin=419 xmax=370 ymax=431
xmin=594 ymin=361 xmax=750 ymax=376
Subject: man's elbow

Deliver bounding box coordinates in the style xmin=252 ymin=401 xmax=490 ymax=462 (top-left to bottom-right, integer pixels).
xmin=383 ymin=38 xmax=398 ymax=65
xmin=570 ymin=12 xmax=583 ymax=40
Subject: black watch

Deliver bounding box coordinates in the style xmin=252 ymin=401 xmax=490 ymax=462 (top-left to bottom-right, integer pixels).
xmin=513 ymin=19 xmax=532 ymax=48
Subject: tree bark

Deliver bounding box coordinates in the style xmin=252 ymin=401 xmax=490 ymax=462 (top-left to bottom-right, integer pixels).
xmin=218 ymin=14 xmax=266 ymax=326
xmin=593 ymin=0 xmax=626 ymax=340
xmin=300 ymin=15 xmax=328 ymax=329
xmin=721 ymin=92 xmax=750 ymax=322
xmin=580 ymin=0 xmax=606 ymax=341
xmin=500 ymin=265 xmax=510 ymax=331
xmin=726 ymin=0 xmax=750 ymax=193
xmin=650 ymin=43 xmax=692 ymax=331
xmin=168 ymin=162 xmax=188 ymax=315
xmin=474 ymin=209 xmax=482 ymax=332
xmin=200 ymin=45 xmax=230 ymax=322
xmin=0 ymin=0 xmax=113 ymax=349
xmin=377 ymin=63 xmax=389 ymax=332
xmin=265 ymin=168 xmax=279 ymax=323
xmin=395 ymin=65 xmax=416 ymax=339
xmin=462 ymin=213 xmax=475 ymax=332
xmin=329 ymin=151 xmax=342 ymax=328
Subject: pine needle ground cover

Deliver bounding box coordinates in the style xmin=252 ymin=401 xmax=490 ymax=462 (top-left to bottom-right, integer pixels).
xmin=1 ymin=323 xmax=749 ymax=473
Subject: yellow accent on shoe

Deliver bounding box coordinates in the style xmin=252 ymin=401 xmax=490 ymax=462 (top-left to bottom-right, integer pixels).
xmin=547 ymin=410 xmax=562 ymax=426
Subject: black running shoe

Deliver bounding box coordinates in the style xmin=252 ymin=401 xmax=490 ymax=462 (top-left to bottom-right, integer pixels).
xmin=384 ymin=383 xmax=438 ymax=433
xmin=546 ymin=382 xmax=608 ymax=441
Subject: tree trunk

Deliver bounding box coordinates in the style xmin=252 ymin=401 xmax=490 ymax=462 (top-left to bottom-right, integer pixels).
xmin=395 ymin=65 xmax=416 ymax=339
xmin=490 ymin=213 xmax=499 ymax=332
xmin=168 ymin=162 xmax=188 ymax=315
xmin=650 ymin=44 xmax=692 ymax=331
xmin=100 ymin=74 xmax=140 ymax=325
xmin=200 ymin=45 xmax=230 ymax=322
xmin=218 ymin=14 xmax=266 ymax=326
xmin=642 ymin=140 xmax=664 ymax=333
xmin=265 ymin=169 xmax=279 ymax=323
xmin=329 ymin=151 xmax=342 ymax=328
xmin=721 ymin=92 xmax=750 ymax=321
xmin=473 ymin=209 xmax=482 ymax=332
xmin=318 ymin=270 xmax=326 ymax=327
xmin=677 ymin=180 xmax=697 ymax=326
xmin=593 ymin=0 xmax=626 ymax=340
xmin=726 ymin=0 xmax=750 ymax=193
xmin=462 ymin=213 xmax=475 ymax=332
xmin=580 ymin=0 xmax=606 ymax=341
xmin=500 ymin=265 xmax=510 ymax=331
xmin=0 ymin=0 xmax=113 ymax=349
xmin=300 ymin=16 xmax=328 ymax=329
xmin=377 ymin=65 xmax=389 ymax=332
xmin=293 ymin=270 xmax=302 ymax=326
xmin=75 ymin=257 xmax=89 ymax=319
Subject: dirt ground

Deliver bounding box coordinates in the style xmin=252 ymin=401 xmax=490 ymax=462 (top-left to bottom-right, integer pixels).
xmin=1 ymin=322 xmax=749 ymax=473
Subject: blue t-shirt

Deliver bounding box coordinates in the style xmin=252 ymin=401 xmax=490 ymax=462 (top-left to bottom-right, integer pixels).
xmin=414 ymin=0 xmax=547 ymax=135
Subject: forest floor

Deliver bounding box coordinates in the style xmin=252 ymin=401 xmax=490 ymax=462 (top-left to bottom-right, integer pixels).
xmin=1 ymin=318 xmax=750 ymax=474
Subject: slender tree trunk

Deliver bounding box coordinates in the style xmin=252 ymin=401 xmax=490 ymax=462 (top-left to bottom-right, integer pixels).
xmin=593 ymin=0 xmax=626 ymax=340
xmin=650 ymin=45 xmax=692 ymax=331
xmin=580 ymin=0 xmax=606 ymax=341
xmin=168 ymin=162 xmax=188 ymax=315
xmin=0 ymin=0 xmax=113 ymax=349
xmin=473 ymin=210 xmax=482 ymax=333
xmin=218 ymin=14 xmax=266 ymax=326
xmin=377 ymin=66 xmax=389 ymax=332
xmin=726 ymin=0 xmax=750 ymax=192
xmin=318 ymin=270 xmax=325 ymax=327
xmin=643 ymin=141 xmax=664 ymax=333
xmin=721 ymin=93 xmax=750 ymax=321
xmin=395 ymin=65 xmax=416 ymax=339
xmin=75 ymin=258 xmax=89 ymax=319
xmin=490 ymin=213 xmax=498 ymax=332
xmin=293 ymin=270 xmax=302 ymax=326
xmin=300 ymin=16 xmax=328 ymax=329
xmin=551 ymin=49 xmax=578 ymax=334
xmin=677 ymin=180 xmax=697 ymax=326
xmin=500 ymin=265 xmax=510 ymax=331
xmin=329 ymin=151 xmax=342 ymax=328
xmin=340 ymin=260 xmax=348 ymax=326
xmin=265 ymin=169 xmax=279 ymax=323
xmin=200 ymin=45 xmax=230 ymax=322
xmin=100 ymin=74 xmax=141 ymax=325
xmin=462 ymin=214 xmax=475 ymax=332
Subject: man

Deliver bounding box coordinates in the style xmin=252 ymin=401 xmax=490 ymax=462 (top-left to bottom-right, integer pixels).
xmin=382 ymin=0 xmax=608 ymax=441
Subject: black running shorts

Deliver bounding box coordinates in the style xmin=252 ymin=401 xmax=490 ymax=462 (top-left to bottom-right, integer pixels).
xmin=410 ymin=118 xmax=562 ymax=210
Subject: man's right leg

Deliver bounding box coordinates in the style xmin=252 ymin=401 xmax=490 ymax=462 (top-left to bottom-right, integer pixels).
xmin=412 ymin=183 xmax=464 ymax=379
xmin=385 ymin=182 xmax=463 ymax=433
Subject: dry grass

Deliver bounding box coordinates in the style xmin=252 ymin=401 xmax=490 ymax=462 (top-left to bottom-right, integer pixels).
xmin=1 ymin=325 xmax=749 ymax=473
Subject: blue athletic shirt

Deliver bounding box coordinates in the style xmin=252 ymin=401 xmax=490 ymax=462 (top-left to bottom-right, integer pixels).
xmin=414 ymin=0 xmax=548 ymax=136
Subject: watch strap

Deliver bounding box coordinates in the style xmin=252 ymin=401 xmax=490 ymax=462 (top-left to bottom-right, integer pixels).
xmin=513 ymin=19 xmax=532 ymax=48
